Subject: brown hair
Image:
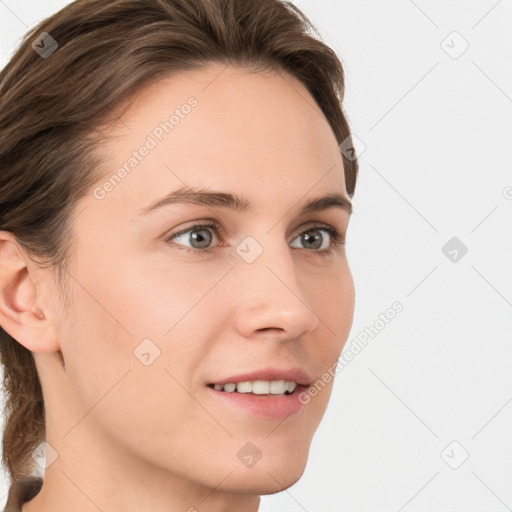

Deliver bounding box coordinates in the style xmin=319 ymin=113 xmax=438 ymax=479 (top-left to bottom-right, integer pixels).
xmin=0 ymin=0 xmax=359 ymax=485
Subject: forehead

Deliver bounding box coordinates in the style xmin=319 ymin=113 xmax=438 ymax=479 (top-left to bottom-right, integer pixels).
xmin=90 ymin=63 xmax=347 ymax=216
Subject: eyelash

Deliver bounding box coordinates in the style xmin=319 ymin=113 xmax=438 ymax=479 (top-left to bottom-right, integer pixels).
xmin=165 ymin=220 xmax=345 ymax=256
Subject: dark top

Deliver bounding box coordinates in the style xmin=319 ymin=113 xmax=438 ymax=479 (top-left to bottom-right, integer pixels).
xmin=3 ymin=476 xmax=43 ymax=512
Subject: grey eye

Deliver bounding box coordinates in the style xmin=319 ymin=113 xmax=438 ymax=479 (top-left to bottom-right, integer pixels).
xmin=290 ymin=228 xmax=332 ymax=251
xmin=173 ymin=227 xmax=216 ymax=249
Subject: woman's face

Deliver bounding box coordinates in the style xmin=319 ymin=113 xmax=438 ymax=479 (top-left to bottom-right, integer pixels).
xmin=42 ymin=63 xmax=354 ymax=495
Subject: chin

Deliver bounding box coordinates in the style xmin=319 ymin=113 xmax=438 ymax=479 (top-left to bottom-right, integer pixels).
xmin=222 ymin=451 xmax=309 ymax=495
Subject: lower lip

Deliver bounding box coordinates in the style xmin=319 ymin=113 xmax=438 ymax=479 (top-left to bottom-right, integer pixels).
xmin=206 ymin=385 xmax=308 ymax=419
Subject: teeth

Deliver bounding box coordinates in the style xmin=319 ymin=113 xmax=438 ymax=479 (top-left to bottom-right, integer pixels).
xmin=285 ymin=381 xmax=297 ymax=393
xmin=253 ymin=381 xmax=270 ymax=394
xmin=270 ymin=380 xmax=286 ymax=394
xmin=211 ymin=380 xmax=298 ymax=395
xmin=223 ymin=383 xmax=236 ymax=392
xmin=237 ymin=381 xmax=253 ymax=393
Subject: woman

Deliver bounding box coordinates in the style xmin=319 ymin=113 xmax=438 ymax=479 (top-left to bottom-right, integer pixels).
xmin=0 ymin=0 xmax=359 ymax=510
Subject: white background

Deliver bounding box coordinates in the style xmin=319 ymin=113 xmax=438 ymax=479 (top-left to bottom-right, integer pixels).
xmin=1 ymin=1 xmax=511 ymax=510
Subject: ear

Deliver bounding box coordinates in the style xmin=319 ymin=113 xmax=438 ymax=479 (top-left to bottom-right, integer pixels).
xmin=0 ymin=230 xmax=60 ymax=353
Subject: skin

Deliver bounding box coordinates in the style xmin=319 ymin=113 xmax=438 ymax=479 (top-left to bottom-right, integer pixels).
xmin=0 ymin=63 xmax=355 ymax=512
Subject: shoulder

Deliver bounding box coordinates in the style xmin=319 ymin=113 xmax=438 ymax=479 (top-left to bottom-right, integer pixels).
xmin=3 ymin=476 xmax=43 ymax=512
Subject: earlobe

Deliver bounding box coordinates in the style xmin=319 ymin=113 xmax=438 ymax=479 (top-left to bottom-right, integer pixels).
xmin=0 ymin=232 xmax=59 ymax=353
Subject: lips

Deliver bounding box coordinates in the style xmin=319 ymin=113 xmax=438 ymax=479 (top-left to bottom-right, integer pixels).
xmin=205 ymin=367 xmax=313 ymax=419
xmin=206 ymin=377 xmax=309 ymax=419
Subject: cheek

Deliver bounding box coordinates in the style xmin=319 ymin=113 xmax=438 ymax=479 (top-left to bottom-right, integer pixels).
xmin=90 ymin=252 xmax=227 ymax=341
xmin=289 ymin=262 xmax=353 ymax=417
xmin=335 ymin=269 xmax=355 ymax=349
xmin=306 ymin=259 xmax=355 ymax=353
xmin=59 ymin=288 xmax=213 ymax=462
xmin=58 ymin=256 xmax=217 ymax=416
xmin=60 ymin=268 xmax=204 ymax=392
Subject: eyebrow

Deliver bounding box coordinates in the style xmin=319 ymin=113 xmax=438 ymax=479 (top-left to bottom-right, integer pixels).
xmin=137 ymin=186 xmax=352 ymax=217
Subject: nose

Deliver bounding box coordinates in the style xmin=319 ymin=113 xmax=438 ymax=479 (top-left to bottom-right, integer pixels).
xmin=231 ymin=237 xmax=320 ymax=342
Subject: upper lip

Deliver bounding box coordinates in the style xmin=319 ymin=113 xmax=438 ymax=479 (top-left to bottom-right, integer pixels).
xmin=207 ymin=367 xmax=311 ymax=387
